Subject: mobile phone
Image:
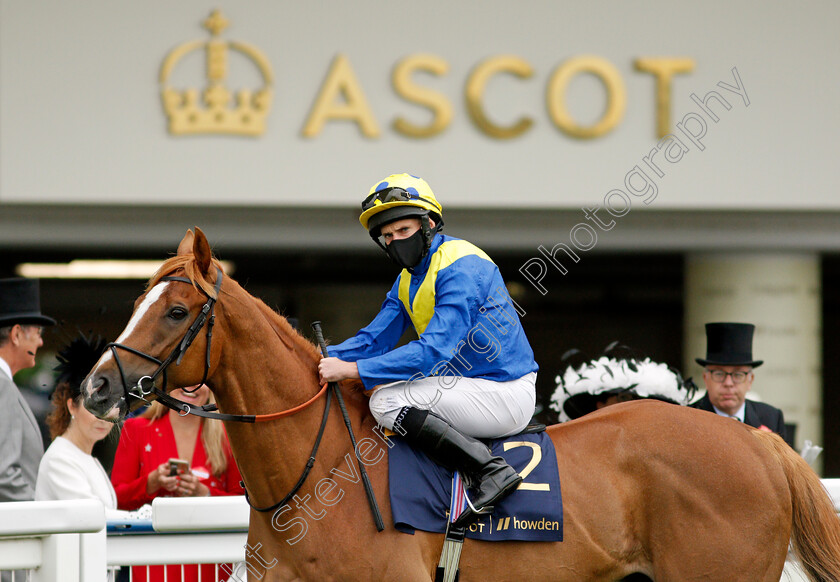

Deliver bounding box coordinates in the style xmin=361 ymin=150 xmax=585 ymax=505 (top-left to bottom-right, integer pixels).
xmin=168 ymin=458 xmax=190 ymax=477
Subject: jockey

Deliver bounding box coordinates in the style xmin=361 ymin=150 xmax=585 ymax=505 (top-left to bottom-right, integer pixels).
xmin=318 ymin=173 xmax=539 ymax=528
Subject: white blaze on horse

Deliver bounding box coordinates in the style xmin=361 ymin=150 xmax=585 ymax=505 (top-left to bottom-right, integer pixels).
xmin=83 ymin=228 xmax=840 ymax=581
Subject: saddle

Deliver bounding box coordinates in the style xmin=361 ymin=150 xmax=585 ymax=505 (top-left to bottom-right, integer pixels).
xmin=385 ymin=422 xmax=561 ymax=582
xmin=387 ymin=422 xmax=563 ymax=542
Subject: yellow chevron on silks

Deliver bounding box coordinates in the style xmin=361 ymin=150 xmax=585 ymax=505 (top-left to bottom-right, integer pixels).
xmin=398 ymin=240 xmax=493 ymax=336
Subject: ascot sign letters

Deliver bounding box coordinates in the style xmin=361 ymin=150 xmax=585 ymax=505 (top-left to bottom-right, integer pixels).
xmin=162 ymin=11 xmax=694 ymax=140
xmin=303 ymin=55 xmax=695 ymax=140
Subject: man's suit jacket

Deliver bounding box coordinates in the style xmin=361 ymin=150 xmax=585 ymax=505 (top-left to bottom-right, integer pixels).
xmin=690 ymin=393 xmax=792 ymax=447
xmin=0 ymin=371 xmax=44 ymax=501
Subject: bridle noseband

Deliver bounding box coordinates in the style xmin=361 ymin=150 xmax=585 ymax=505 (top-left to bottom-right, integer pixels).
xmin=102 ymin=267 xmax=329 ymax=423
xmin=105 ymin=268 xmax=223 ymax=418
xmin=99 ymin=270 xmax=372 ymax=524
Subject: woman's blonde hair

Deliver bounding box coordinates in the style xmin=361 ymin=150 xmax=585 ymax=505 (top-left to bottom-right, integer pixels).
xmin=140 ymin=390 xmax=229 ymax=475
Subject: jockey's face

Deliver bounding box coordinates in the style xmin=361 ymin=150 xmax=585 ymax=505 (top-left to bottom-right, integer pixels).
xmin=702 ymin=365 xmax=753 ymax=416
xmin=380 ymin=217 xmax=436 ymax=246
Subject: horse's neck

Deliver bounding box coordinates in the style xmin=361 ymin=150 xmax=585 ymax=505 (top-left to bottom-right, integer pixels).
xmin=212 ymin=288 xmax=372 ymax=508
xmin=214 ymin=289 xmax=323 ymax=413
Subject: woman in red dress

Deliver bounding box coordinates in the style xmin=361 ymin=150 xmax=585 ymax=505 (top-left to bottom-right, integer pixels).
xmin=111 ymin=384 xmax=244 ymax=582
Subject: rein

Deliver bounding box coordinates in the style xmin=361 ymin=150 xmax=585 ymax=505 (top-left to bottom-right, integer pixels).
xmin=243 ymin=386 xmax=334 ymax=513
xmin=154 ymin=381 xmax=330 ymax=423
xmin=105 ymin=268 xmax=329 ymax=423
xmin=312 ymin=321 xmax=384 ymax=531
xmin=102 ymin=270 xmax=381 ymax=529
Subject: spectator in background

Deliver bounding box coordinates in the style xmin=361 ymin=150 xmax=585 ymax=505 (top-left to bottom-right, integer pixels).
xmin=0 ymin=278 xmax=55 ymax=503
xmin=111 ymin=384 xmax=243 ymax=582
xmin=35 ymin=334 xmax=124 ymax=582
xmin=0 ymin=278 xmax=55 ymax=582
xmin=35 ymin=334 xmax=122 ymax=515
xmin=551 ymin=342 xmax=696 ymax=422
xmin=690 ymin=322 xmax=792 ymax=446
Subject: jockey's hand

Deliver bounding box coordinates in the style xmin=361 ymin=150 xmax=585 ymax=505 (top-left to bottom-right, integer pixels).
xmin=318 ymin=357 xmax=359 ymax=383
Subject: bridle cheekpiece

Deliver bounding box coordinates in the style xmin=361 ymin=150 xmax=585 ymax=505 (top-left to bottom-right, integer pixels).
xmin=105 ymin=267 xmax=223 ymax=418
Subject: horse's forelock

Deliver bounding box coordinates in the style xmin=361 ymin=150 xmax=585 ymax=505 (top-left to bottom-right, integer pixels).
xmin=147 ymin=255 xmax=225 ymax=299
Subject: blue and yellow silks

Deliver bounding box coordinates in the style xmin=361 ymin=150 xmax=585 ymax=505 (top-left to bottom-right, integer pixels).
xmin=329 ymin=234 xmax=538 ymax=391
xmin=397 ymin=239 xmax=492 ymax=335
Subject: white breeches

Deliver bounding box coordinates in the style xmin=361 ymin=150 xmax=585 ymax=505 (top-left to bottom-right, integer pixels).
xmin=368 ymin=372 xmax=537 ymax=439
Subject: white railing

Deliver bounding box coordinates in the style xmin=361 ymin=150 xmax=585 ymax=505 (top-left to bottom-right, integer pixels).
xmin=0 ymin=497 xmax=249 ymax=582
xmin=0 ymin=499 xmax=105 ymax=582
xmin=2 ymin=483 xmax=839 ymax=581
xmin=108 ymin=496 xmax=250 ymax=581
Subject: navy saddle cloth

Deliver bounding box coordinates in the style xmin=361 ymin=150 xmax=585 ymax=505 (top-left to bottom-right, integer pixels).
xmin=388 ymin=429 xmax=563 ymax=542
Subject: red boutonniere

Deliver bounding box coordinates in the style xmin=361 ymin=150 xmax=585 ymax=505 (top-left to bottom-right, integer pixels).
xmin=758 ymin=425 xmax=773 ymax=432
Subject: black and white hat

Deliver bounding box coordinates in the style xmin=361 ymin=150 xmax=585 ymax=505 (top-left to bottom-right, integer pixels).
xmin=551 ymin=343 xmax=696 ymax=422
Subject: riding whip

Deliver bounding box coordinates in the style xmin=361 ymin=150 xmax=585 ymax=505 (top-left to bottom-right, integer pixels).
xmin=312 ymin=321 xmax=385 ymax=532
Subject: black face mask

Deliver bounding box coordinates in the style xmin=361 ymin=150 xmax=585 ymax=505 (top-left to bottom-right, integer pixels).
xmin=386 ymin=229 xmax=427 ymax=270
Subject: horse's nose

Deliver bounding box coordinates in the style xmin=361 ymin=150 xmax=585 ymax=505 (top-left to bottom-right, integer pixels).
xmin=87 ymin=376 xmax=110 ymax=404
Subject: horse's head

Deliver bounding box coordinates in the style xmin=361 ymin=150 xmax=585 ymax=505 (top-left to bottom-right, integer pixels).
xmin=83 ymin=228 xmax=225 ymax=422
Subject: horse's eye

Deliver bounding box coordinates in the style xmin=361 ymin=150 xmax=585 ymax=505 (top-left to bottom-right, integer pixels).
xmin=169 ymin=307 xmax=188 ymax=321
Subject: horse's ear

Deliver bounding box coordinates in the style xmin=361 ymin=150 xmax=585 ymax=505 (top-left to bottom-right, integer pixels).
xmin=192 ymin=227 xmax=212 ymax=275
xmin=177 ymin=229 xmax=195 ymax=256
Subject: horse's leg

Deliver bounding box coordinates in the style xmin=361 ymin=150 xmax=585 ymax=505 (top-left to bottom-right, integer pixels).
xmin=650 ymin=549 xmax=786 ymax=581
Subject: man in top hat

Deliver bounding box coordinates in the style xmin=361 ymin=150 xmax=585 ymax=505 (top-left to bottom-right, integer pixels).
xmin=690 ymin=322 xmax=791 ymax=446
xmin=0 ymin=278 xmax=56 ymax=502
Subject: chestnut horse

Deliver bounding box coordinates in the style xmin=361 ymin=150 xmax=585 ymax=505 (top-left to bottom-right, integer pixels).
xmin=84 ymin=229 xmax=840 ymax=581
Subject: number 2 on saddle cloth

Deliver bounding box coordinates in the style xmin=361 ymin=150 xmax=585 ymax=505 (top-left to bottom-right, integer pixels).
xmin=387 ymin=427 xmax=563 ymax=542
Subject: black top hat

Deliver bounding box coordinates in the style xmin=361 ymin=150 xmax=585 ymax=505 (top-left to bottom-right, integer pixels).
xmin=695 ymin=322 xmax=762 ymax=368
xmin=0 ymin=278 xmax=56 ymax=327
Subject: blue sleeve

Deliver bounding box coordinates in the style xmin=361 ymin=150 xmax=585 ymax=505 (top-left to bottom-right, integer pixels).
xmin=355 ymin=258 xmax=487 ymax=389
xmin=329 ymin=279 xmax=410 ymax=363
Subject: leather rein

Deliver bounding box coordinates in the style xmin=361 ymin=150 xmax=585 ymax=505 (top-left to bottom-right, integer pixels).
xmin=103 ymin=268 xmax=338 ymax=514
xmin=105 ymin=268 xmax=328 ymax=424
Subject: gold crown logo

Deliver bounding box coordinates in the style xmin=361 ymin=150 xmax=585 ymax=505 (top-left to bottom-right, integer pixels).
xmin=160 ymin=10 xmax=273 ymax=137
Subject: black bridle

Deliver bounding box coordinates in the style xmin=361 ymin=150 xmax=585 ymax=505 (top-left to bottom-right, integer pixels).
xmin=101 ymin=270 xmax=383 ymax=530
xmin=105 ymin=268 xmax=223 ymax=419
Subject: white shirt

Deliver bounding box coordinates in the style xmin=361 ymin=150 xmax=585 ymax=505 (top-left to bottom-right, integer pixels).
xmin=0 ymin=356 xmax=12 ymax=381
xmin=35 ymin=436 xmax=126 ymax=519
xmin=712 ymin=402 xmax=746 ymax=423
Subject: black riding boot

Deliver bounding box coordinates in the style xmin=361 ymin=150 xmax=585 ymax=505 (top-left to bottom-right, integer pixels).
xmin=394 ymin=407 xmax=522 ymax=528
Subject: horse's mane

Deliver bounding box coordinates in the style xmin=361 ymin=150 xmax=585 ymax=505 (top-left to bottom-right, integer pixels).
xmin=251 ymin=296 xmax=366 ymax=394
xmin=250 ymin=299 xmax=368 ymax=394
xmin=148 ymin=255 xmax=226 ymax=299
xmin=250 ymin=294 xmax=322 ymax=365
xmin=148 ymin=251 xmax=365 ymax=393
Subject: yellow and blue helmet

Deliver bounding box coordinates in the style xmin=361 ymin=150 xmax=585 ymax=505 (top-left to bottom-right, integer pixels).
xmin=359 ymin=173 xmax=443 ymax=236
